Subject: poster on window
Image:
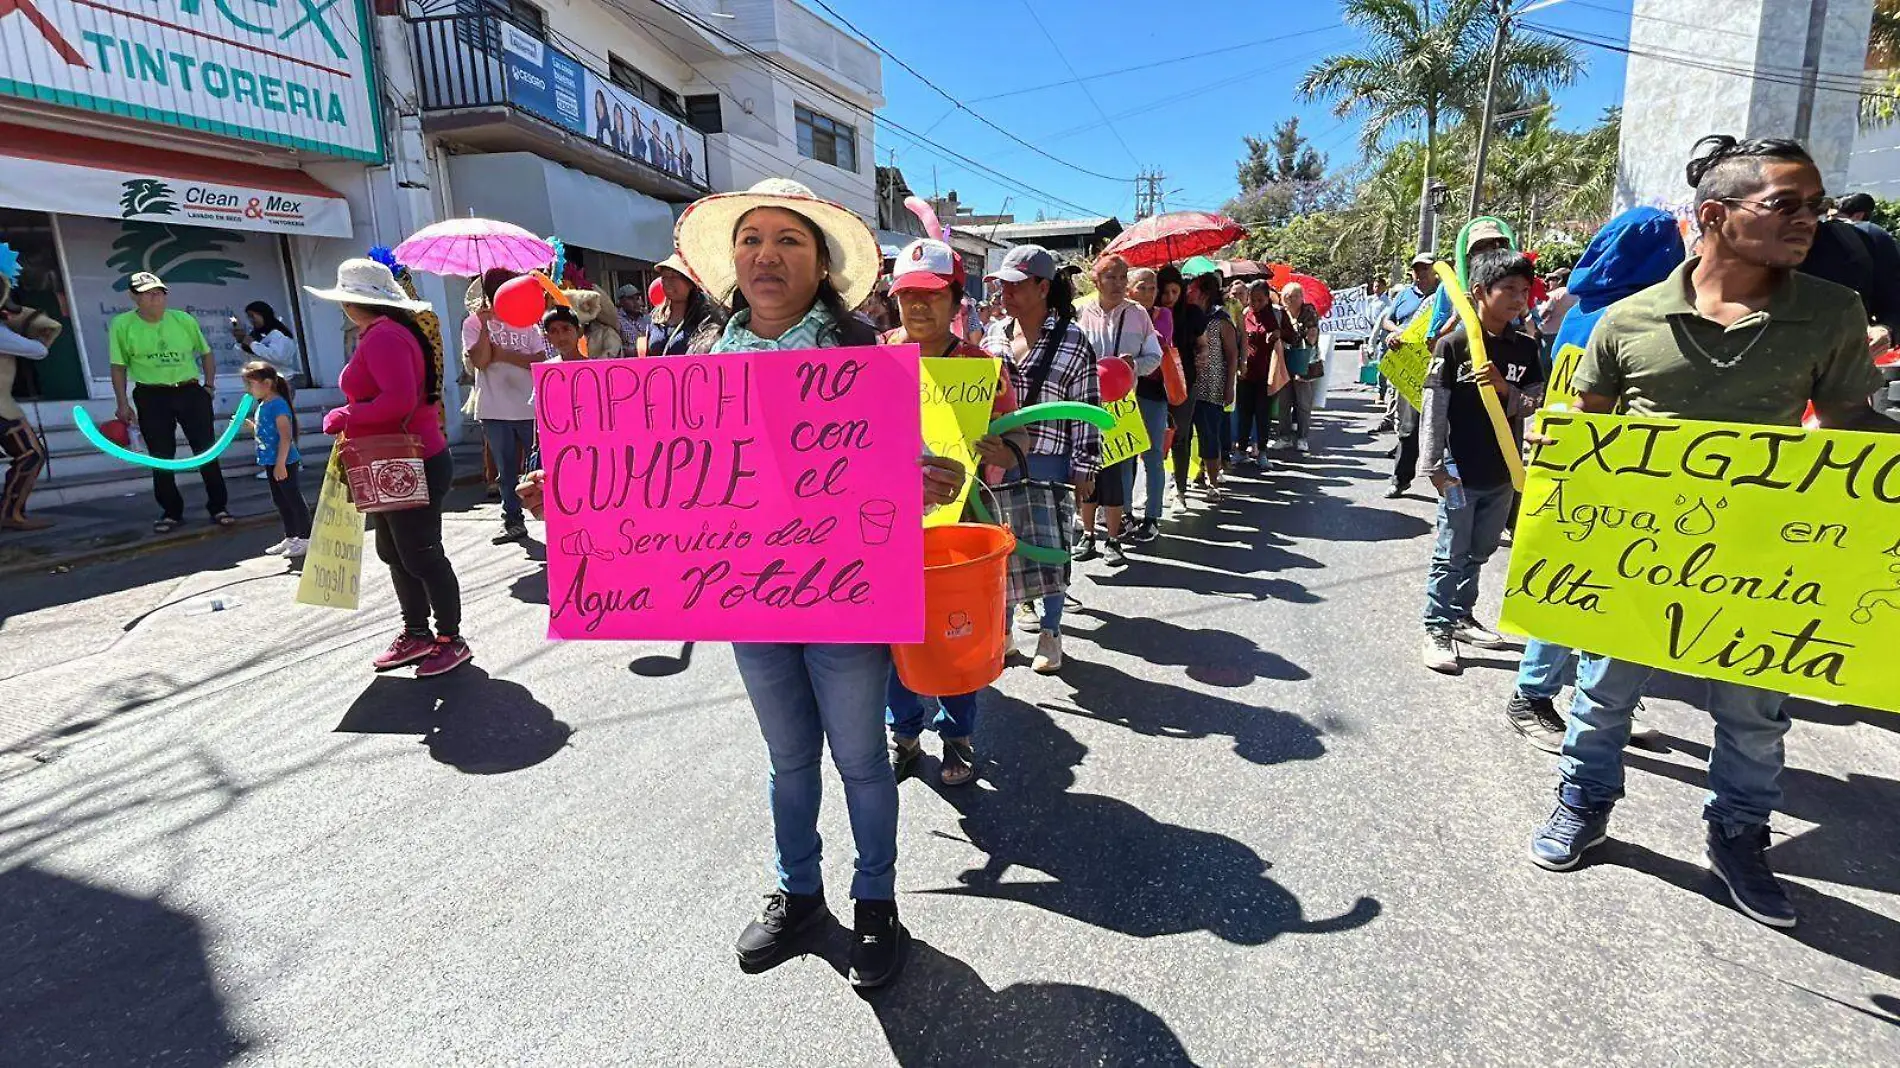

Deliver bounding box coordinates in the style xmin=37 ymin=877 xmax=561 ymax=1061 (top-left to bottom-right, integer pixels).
xmin=580 ymin=70 xmax=707 ymax=188
xmin=58 ymin=214 xmax=297 ymax=382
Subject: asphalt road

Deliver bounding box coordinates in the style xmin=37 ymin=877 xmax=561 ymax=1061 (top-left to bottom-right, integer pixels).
xmin=3 ymin=392 xmax=1897 ymax=1066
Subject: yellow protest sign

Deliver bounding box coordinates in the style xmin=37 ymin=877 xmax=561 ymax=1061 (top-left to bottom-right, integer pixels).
xmin=1499 ymin=411 xmax=1900 ymax=712
xmin=920 ymin=356 xmax=1001 ymax=527
xmin=1378 ymin=307 xmax=1432 ymax=410
xmin=1100 ymin=395 xmax=1151 ymax=467
xmin=296 ymin=447 xmax=364 ymax=610
xmin=1434 ymin=262 xmax=1524 ymax=491
xmin=1547 ymin=341 xmax=1585 ymax=411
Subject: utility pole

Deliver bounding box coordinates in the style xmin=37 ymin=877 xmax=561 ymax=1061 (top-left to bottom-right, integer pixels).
xmin=1468 ymin=0 xmax=1511 ymax=218
xmin=1134 ymin=168 xmax=1166 ymax=219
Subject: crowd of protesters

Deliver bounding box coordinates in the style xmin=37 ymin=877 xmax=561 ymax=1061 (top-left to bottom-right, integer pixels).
xmin=45 ymin=128 xmax=1894 ymax=990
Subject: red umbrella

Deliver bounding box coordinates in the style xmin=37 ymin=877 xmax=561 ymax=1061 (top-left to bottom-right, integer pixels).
xmin=1100 ymin=211 xmax=1247 ymax=269
xmin=1287 ymin=273 xmax=1334 ymax=319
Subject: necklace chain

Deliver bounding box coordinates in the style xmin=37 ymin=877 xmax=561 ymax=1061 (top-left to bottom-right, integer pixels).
xmin=1682 ymin=316 xmax=1771 ymax=370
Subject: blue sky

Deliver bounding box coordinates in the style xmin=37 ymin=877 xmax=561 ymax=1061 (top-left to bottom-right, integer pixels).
xmin=817 ymin=0 xmax=1634 ymax=223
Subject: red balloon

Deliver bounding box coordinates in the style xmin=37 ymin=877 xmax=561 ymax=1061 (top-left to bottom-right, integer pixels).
xmin=493 ymin=274 xmax=546 ymax=328
xmin=1097 ymin=357 xmax=1135 ymax=403
xmin=97 ymin=418 xmax=133 ymax=448
xmin=648 ymin=278 xmax=666 ymax=308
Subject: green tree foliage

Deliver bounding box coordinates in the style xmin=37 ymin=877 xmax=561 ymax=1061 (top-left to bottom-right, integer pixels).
xmin=1297 ymin=0 xmax=1580 ymax=227
xmin=1230 ymin=118 xmax=1335 ymax=231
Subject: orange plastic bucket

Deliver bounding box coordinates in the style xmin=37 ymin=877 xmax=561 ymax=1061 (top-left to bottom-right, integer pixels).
xmin=892 ymin=523 xmax=1017 ymax=697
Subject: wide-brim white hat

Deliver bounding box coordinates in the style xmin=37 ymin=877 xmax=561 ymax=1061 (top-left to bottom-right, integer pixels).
xmin=305 ymin=257 xmax=432 ymax=313
xmin=674 ymin=178 xmax=880 ymax=310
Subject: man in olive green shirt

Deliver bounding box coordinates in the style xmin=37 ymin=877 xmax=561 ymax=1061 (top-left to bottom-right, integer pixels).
xmin=1530 ymin=135 xmax=1894 ymax=930
xmin=109 ymin=272 xmax=230 ymax=530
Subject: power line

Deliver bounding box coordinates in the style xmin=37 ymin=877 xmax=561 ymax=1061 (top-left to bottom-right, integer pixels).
xmin=1018 ymin=0 xmax=1140 ymax=169
xmin=1525 ymin=23 xmax=1889 ymax=98
xmin=800 ymin=0 xmax=1138 ymax=182
xmin=966 ymin=24 xmax=1347 ymax=104
xmin=604 ymin=0 xmax=1116 ymax=217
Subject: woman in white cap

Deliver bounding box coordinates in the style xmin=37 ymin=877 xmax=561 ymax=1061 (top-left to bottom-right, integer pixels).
xmin=674 ymin=178 xmax=965 ymax=987
xmin=881 ymin=237 xmax=1025 ymax=789
xmin=310 ymin=259 xmax=469 ymax=678
xmin=981 ymin=243 xmax=1101 ymax=674
xmin=638 ymin=253 xmax=720 ymax=357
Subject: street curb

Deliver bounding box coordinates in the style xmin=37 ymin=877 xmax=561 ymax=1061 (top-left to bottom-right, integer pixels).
xmin=0 ymin=470 xmax=489 ymax=580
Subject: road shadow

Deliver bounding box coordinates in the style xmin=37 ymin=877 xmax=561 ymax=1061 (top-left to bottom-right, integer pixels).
xmin=1597 ymin=838 xmax=1900 ymax=982
xmin=1050 ymin=659 xmax=1325 ymax=767
xmin=1070 ymin=607 xmax=1309 ymax=687
xmin=867 ymin=938 xmax=1202 ymax=1066
xmin=1090 ymin=554 xmax=1320 ymax=604
xmin=0 ymin=867 xmax=246 ymax=1064
xmin=629 ymin=643 xmax=695 ymax=677
xmin=335 ymin=666 xmax=572 ymax=774
xmin=919 ymin=695 xmax=1377 ymax=944
xmin=1785 ymin=696 xmax=1900 ymax=737
xmin=1626 ymin=736 xmax=1900 ymax=897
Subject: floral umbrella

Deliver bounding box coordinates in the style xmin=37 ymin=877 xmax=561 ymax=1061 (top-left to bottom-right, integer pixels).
xmin=393 ymin=218 xmax=555 ymax=277
xmin=1100 ymin=211 xmax=1247 ymax=269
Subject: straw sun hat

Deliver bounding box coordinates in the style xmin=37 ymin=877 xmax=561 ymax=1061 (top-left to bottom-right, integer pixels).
xmin=305 ymin=258 xmax=431 ymax=312
xmin=674 ymin=178 xmax=880 ymax=310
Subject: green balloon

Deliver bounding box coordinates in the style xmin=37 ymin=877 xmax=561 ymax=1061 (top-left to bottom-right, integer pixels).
xmin=987 ymin=401 xmax=1115 ymax=436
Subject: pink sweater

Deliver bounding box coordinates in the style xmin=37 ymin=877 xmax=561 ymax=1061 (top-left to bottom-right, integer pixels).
xmin=323 ymin=317 xmax=447 ymax=457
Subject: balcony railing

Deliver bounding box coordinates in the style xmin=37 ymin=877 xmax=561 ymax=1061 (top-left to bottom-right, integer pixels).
xmin=411 ymin=14 xmax=710 ymax=192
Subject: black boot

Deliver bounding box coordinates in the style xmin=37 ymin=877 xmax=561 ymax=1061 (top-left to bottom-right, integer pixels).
xmin=848 ymin=899 xmax=907 ymax=988
xmin=735 ymin=889 xmax=827 ymax=966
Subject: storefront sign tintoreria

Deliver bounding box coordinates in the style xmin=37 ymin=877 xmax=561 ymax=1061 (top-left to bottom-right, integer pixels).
xmin=0 ymin=0 xmax=381 ymax=161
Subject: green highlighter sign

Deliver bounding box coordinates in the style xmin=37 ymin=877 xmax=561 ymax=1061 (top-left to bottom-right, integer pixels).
xmin=0 ymin=0 xmax=381 ymax=161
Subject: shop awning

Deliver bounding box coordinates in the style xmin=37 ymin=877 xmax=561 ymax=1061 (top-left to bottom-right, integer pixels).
xmin=0 ymin=123 xmax=352 ymax=238
xmin=447 ymin=153 xmax=675 ymax=264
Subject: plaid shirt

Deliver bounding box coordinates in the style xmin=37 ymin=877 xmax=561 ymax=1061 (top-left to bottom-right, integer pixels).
xmin=983 ymin=313 xmax=1102 ymax=480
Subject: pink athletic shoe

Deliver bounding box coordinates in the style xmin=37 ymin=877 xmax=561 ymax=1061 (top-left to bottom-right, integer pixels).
xmin=373 ymin=633 xmax=436 ymax=672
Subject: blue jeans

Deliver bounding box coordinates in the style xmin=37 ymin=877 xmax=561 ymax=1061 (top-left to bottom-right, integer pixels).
xmin=1011 ymin=452 xmax=1072 ymax=634
xmin=733 ymin=642 xmax=899 ymax=900
xmin=1422 ymin=481 xmax=1514 ymax=631
xmin=1560 ymin=654 xmax=1791 ymax=831
xmin=1516 ymin=638 xmax=1575 ymax=700
xmin=1136 ymin=394 xmax=1169 ymax=521
xmin=886 ymin=668 xmax=978 ymax=740
xmin=483 ymin=419 xmax=535 ymax=524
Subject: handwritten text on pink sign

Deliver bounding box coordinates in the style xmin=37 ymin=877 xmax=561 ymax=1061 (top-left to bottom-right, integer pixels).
xmin=533 ymin=347 xmax=924 ymax=642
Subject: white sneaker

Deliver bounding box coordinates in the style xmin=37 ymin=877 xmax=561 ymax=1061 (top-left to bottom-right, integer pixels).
xmin=263 ymin=538 xmax=291 ymax=556
xmin=285 ymin=537 xmax=310 ymax=557
xmin=1422 ymin=631 xmax=1462 ymax=674
xmin=1297 ymin=438 xmax=1312 ymax=454
xmin=1033 ymin=632 xmax=1064 ymax=674
xmin=1452 ymin=618 xmax=1508 ymax=649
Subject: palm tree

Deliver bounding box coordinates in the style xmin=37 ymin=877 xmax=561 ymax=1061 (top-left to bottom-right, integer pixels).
xmin=1298 ymin=0 xmax=1580 ymax=246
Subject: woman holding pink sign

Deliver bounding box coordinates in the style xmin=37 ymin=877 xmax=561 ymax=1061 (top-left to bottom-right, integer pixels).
xmin=672 ymin=178 xmax=966 ymax=989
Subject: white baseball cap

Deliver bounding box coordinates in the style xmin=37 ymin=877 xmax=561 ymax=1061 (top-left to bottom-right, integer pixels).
xmin=889 ymin=238 xmax=964 ymax=295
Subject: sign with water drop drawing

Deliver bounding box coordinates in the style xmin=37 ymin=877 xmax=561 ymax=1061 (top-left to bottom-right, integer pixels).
xmin=1499 ymin=411 xmax=1900 ymax=713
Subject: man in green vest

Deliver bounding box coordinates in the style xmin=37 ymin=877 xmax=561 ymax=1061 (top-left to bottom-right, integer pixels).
xmin=110 ymin=272 xmax=231 ymax=533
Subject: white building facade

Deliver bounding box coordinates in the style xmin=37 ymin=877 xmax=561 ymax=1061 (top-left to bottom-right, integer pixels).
xmin=1 ymin=0 xmax=881 ymax=504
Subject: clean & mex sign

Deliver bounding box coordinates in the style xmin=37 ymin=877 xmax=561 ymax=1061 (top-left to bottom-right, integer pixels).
xmin=0 ymin=0 xmax=381 ymax=161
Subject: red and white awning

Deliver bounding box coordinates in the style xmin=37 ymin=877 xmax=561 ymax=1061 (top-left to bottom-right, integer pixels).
xmin=0 ymin=122 xmax=352 ymax=238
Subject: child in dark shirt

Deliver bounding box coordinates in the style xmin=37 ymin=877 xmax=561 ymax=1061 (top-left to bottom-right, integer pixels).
xmin=1418 ymin=249 xmax=1546 ymax=674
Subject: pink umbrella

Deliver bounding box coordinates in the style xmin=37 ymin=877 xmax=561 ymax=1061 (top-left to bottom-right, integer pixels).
xmin=393 ymin=218 xmax=555 ymax=277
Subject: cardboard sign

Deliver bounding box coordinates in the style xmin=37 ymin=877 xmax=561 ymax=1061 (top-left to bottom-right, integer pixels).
xmin=533 ymin=348 xmax=925 ymax=643
xmin=296 ymin=448 xmax=363 ymax=610
xmin=1547 ymin=341 xmax=1585 ymax=411
xmin=1378 ymin=307 xmax=1432 ymax=410
xmin=920 ymin=356 xmax=1001 ymax=527
xmin=1499 ymin=412 xmax=1900 ymax=712
xmin=1099 ymin=395 xmax=1152 ymax=467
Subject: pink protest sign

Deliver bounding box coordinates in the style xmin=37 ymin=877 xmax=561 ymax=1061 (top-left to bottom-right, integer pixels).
xmin=533 ymin=346 xmax=925 ymax=643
